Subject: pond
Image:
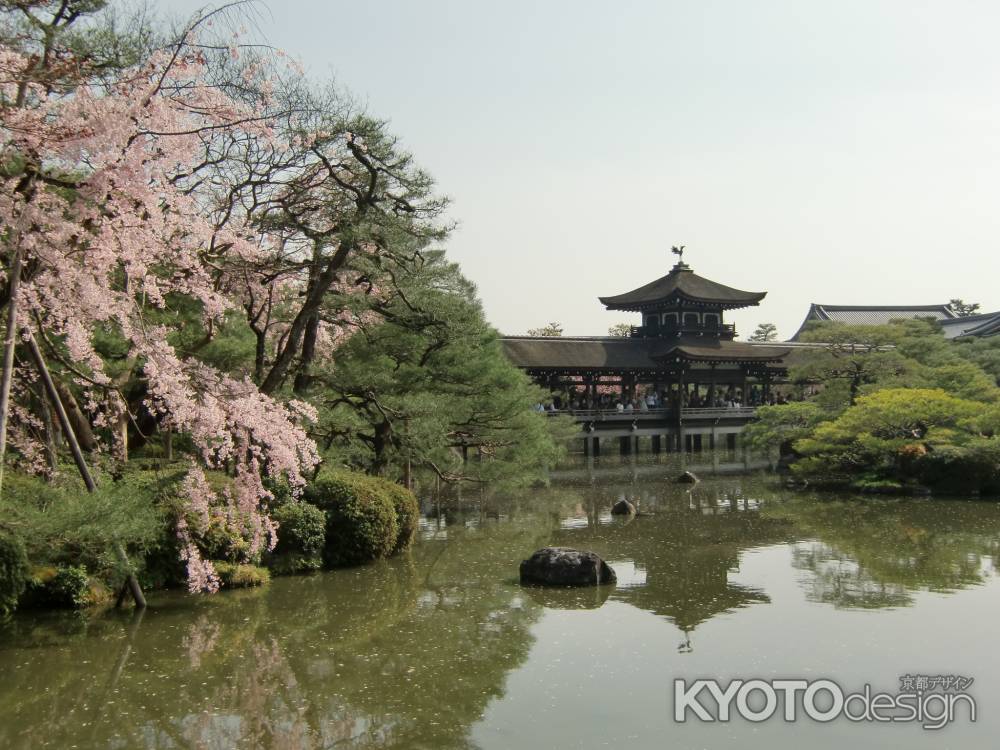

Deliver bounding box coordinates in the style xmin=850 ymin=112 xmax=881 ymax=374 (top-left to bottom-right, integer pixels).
xmin=1 ymin=461 xmax=999 ymax=749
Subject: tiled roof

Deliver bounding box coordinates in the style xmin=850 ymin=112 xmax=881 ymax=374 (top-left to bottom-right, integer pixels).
xmin=790 ymin=303 xmax=956 ymax=341
xmin=652 ymin=339 xmax=790 ymax=363
xmin=599 ymin=263 xmax=766 ymax=311
xmin=500 ymin=337 xmax=660 ymax=370
xmin=940 ymin=311 xmax=1000 ymax=339
xmin=500 ymin=336 xmax=789 ymax=371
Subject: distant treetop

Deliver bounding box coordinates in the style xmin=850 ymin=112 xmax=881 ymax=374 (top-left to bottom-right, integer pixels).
xmin=748 ymin=323 xmax=778 ymax=342
xmin=527 ymin=322 xmax=563 ymax=337
xmin=949 ymin=299 xmax=981 ymax=318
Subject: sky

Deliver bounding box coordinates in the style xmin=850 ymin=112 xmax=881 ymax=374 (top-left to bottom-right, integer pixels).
xmin=167 ymin=0 xmax=1000 ymax=339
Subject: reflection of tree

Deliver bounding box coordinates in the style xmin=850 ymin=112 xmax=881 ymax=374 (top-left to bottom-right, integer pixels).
xmin=0 ymin=502 xmax=559 ymax=750
xmin=791 ymin=543 xmax=911 ymax=609
xmin=8 ymin=478 xmax=1000 ymax=747
xmin=766 ymin=497 xmax=1000 ymax=609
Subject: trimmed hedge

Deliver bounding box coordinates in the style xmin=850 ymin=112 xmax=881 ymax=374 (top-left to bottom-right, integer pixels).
xmin=268 ymin=501 xmax=327 ymax=574
xmin=305 ymin=471 xmax=399 ymax=567
xmin=214 ymin=562 xmax=271 ymax=588
xmin=371 ymin=478 xmax=420 ymax=553
xmin=0 ymin=532 xmax=28 ymax=616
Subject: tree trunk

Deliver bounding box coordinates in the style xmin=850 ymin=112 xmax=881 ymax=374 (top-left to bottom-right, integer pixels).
xmin=292 ymin=313 xmax=320 ymax=394
xmin=371 ymin=420 xmax=392 ymax=476
xmin=37 ymin=380 xmax=59 ymax=473
xmin=259 ymin=242 xmax=352 ymax=394
xmin=116 ymin=410 xmax=129 ymax=463
xmin=253 ymin=327 xmax=267 ymax=385
xmin=53 ymin=380 xmax=97 ymax=451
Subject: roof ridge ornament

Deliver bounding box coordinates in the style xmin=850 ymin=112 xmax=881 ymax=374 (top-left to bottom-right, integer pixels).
xmin=671 ymin=245 xmax=690 ymax=270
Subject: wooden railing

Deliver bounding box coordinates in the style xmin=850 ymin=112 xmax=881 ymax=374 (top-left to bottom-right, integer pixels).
xmin=630 ymin=324 xmax=737 ymax=339
xmin=544 ymin=407 xmax=757 ymax=420
xmin=680 ymin=407 xmax=757 ymax=419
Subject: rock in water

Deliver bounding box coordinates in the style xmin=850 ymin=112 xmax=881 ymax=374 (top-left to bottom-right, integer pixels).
xmin=610 ymin=499 xmax=636 ymax=516
xmin=676 ymin=471 xmax=700 ymax=484
xmin=519 ymin=547 xmax=616 ymax=587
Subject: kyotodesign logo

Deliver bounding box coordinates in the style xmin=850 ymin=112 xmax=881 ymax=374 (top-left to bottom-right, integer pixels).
xmin=673 ymin=675 xmax=976 ymax=730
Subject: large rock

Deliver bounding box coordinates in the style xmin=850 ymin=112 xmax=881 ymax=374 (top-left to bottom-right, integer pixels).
xmin=519 ymin=547 xmax=616 ymax=587
xmin=610 ymin=499 xmax=636 ymax=516
xmin=676 ymin=471 xmax=700 ymax=484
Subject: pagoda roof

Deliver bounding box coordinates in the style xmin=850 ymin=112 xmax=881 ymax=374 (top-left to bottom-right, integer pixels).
xmin=599 ymin=263 xmax=767 ymax=311
xmin=500 ymin=336 xmax=789 ymax=371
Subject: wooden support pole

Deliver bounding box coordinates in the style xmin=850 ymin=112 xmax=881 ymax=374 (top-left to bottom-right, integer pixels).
xmin=0 ymin=244 xmax=23 ymax=496
xmin=24 ymin=329 xmax=146 ymax=609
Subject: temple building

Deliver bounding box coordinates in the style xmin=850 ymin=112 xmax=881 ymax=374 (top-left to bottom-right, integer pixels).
xmin=500 ymin=253 xmax=790 ymax=455
xmin=790 ymin=303 xmax=1000 ymax=340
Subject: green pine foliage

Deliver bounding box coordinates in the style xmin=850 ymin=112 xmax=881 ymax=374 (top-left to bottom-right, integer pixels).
xmin=768 ymin=319 xmax=1000 ymax=493
xmin=311 ymin=251 xmax=569 ymax=487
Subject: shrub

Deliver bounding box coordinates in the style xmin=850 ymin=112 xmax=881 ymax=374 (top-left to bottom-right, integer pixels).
xmin=23 ymin=564 xmax=91 ymax=608
xmin=267 ymin=501 xmax=326 ymax=574
xmin=0 ymin=532 xmax=28 ymax=616
xmin=214 ymin=562 xmax=271 ymax=588
xmin=305 ymin=471 xmax=398 ymax=567
xmin=370 ymin=479 xmax=420 ymax=553
xmin=915 ymin=440 xmax=1000 ymax=494
xmin=201 ymin=516 xmax=258 ymax=563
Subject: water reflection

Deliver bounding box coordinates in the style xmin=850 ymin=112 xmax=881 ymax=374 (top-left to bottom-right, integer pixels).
xmin=764 ymin=497 xmax=1000 ymax=608
xmin=0 ymin=473 xmax=999 ymax=749
xmin=542 ymin=481 xmax=793 ymax=643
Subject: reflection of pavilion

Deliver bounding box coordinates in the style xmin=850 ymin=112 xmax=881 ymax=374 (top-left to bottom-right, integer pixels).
xmin=502 ymin=254 xmax=791 ymax=456
xmin=550 ymin=486 xmax=796 ymax=648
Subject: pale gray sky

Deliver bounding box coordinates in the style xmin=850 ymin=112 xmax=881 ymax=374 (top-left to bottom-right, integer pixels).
xmin=168 ymin=0 xmax=1000 ymax=339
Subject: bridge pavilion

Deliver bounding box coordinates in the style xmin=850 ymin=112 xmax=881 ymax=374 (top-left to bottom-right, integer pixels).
xmin=500 ymin=256 xmax=790 ymax=455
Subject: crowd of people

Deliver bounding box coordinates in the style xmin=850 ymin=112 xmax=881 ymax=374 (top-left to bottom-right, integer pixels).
xmin=533 ymin=385 xmax=795 ymax=414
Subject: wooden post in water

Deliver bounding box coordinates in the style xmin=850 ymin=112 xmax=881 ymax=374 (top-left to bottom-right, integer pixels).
xmin=23 ymin=329 xmax=146 ymax=608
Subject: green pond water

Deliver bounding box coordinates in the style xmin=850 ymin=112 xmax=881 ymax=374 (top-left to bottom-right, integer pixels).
xmin=2 ymin=460 xmax=999 ymax=749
